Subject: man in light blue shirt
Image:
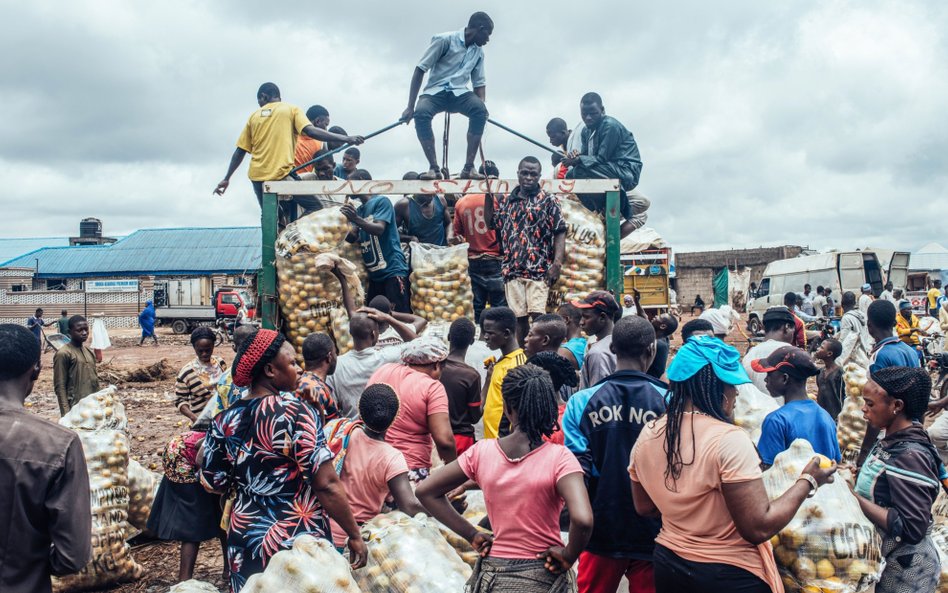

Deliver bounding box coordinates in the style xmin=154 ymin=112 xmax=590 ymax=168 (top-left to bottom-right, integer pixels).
xmin=401 ymin=12 xmax=493 ymax=181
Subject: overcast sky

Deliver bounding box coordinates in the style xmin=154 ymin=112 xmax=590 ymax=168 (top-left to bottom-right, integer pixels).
xmin=2 ymin=0 xmax=946 ymax=253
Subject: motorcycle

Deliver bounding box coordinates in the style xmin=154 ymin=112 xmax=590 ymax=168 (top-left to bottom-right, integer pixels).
xmin=805 ymin=317 xmax=837 ymax=354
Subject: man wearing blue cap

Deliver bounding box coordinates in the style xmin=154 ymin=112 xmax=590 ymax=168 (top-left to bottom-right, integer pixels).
xmin=563 ymin=316 xmax=666 ymax=593
xmin=858 ymin=283 xmax=874 ymax=315
xmin=752 ymin=346 xmax=841 ymax=467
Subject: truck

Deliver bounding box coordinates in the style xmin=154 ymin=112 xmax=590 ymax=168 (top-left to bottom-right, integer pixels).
xmin=621 ymin=247 xmax=672 ymax=313
xmin=154 ymin=279 xmax=256 ymax=334
xmin=746 ymin=250 xmax=910 ymax=333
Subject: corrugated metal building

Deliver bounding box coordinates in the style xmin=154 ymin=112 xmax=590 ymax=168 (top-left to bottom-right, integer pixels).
xmin=0 ymin=237 xmax=70 ymax=264
xmin=0 ymin=227 xmax=260 ymax=327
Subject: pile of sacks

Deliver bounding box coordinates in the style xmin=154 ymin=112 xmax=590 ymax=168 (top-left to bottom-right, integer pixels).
xmin=54 ymin=386 xmax=156 ymax=592
xmin=276 ymin=208 xmax=365 ymax=356
xmin=762 ymin=440 xmax=883 ymax=593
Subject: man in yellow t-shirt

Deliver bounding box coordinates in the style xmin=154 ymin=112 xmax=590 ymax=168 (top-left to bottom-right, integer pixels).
xmin=480 ymin=306 xmax=526 ymax=439
xmin=896 ymin=300 xmax=925 ymax=348
xmin=928 ymin=280 xmax=943 ymax=318
xmin=213 ymin=82 xmax=363 ymax=215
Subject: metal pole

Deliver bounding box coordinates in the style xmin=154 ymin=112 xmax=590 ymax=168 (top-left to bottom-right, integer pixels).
xmin=487 ymin=118 xmax=565 ymax=157
xmin=289 ymin=120 xmax=405 ymax=176
xmin=605 ymin=190 xmax=623 ymax=296
xmin=260 ymin=191 xmax=280 ymax=330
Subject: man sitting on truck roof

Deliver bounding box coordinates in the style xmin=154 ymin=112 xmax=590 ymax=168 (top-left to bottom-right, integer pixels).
xmin=213 ymin=82 xmax=364 ymax=222
xmin=560 ymin=92 xmax=649 ymax=238
xmin=334 ymin=147 xmax=360 ymax=180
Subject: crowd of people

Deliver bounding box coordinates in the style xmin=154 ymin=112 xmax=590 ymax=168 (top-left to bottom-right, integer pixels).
xmin=6 ymin=8 xmax=948 ymax=593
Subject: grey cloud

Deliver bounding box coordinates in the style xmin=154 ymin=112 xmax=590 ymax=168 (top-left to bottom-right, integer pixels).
xmin=1 ymin=0 xmax=946 ymax=256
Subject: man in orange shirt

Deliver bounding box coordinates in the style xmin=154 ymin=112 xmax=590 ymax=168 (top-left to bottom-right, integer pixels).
xmin=452 ymin=161 xmax=506 ymax=322
xmin=294 ymin=105 xmax=331 ymax=173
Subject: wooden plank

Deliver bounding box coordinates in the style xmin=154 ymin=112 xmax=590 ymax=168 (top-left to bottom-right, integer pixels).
xmin=264 ymin=178 xmax=620 ymax=196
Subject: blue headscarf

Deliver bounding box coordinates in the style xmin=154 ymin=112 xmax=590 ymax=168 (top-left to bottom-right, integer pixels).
xmin=666 ymin=335 xmax=751 ymax=386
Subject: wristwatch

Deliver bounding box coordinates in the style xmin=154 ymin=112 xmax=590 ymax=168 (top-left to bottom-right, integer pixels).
xmin=796 ymin=474 xmax=819 ymax=498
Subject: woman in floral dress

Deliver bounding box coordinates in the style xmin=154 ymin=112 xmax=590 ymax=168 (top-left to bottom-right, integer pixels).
xmin=200 ymin=329 xmax=367 ymax=592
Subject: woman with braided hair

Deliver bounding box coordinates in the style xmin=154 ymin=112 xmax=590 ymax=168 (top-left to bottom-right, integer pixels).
xmin=173 ymin=325 xmax=226 ymax=422
xmin=526 ymin=350 xmax=578 ymax=446
xmin=200 ymin=329 xmax=366 ymax=592
xmin=629 ymin=336 xmax=836 ymax=593
xmin=417 ymin=364 xmax=593 ymax=592
xmin=854 ymin=366 xmax=944 ymax=593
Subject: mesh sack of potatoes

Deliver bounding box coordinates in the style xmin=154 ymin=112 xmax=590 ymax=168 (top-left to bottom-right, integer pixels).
xmin=241 ymin=534 xmax=360 ymax=593
xmin=54 ymin=386 xmax=143 ymax=592
xmin=168 ymin=580 xmax=220 ymax=593
xmin=733 ymin=383 xmax=779 ymax=444
xmin=409 ymin=242 xmax=474 ymax=324
xmin=547 ymin=194 xmax=605 ymax=310
xmin=837 ymin=364 xmax=869 ymax=465
xmin=762 ymin=439 xmax=883 ymax=593
xmin=355 ymin=511 xmax=472 ymax=592
xmin=276 ymin=210 xmax=365 ymax=354
xmin=126 ymin=458 xmax=161 ymax=531
xmin=330 ymin=307 xmax=355 ymax=355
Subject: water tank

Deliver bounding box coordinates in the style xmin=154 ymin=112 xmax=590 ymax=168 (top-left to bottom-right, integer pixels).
xmin=79 ymin=218 xmax=102 ymax=238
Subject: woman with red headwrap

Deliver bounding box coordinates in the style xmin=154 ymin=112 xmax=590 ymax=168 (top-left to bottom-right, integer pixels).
xmin=200 ymin=329 xmax=367 ymax=592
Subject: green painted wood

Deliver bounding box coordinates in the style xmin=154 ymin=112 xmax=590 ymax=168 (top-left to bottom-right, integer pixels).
xmin=259 ymin=192 xmax=279 ymax=329
xmin=605 ymin=190 xmax=623 ymax=296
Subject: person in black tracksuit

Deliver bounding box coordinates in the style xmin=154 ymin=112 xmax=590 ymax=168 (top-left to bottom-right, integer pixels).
xmin=562 ymin=316 xmax=667 ymax=593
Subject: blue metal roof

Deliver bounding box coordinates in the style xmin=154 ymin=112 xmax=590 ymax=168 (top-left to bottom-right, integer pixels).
xmin=0 ymin=237 xmax=71 ymax=264
xmin=0 ymin=227 xmax=261 ymax=277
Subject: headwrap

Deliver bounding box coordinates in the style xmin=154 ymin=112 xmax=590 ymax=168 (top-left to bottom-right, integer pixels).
xmin=401 ymin=335 xmax=449 ymax=365
xmin=666 ymin=335 xmax=751 ymax=386
xmin=871 ymin=366 xmax=931 ymax=421
xmin=233 ymin=329 xmax=283 ymax=387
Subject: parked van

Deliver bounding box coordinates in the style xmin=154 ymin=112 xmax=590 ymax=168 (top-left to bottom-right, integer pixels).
xmin=746 ymin=250 xmax=910 ymax=333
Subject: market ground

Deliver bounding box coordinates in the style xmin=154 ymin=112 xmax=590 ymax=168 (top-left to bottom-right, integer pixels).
xmin=27 ymin=314 xmax=754 ymax=592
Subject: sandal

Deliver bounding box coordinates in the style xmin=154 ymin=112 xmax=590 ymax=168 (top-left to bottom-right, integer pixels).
xmin=418 ymin=167 xmax=443 ymax=180
xmin=459 ymin=166 xmax=484 ymax=180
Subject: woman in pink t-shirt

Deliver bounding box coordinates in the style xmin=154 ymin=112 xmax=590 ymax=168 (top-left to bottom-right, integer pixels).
xmin=417 ymin=364 xmax=593 ymax=591
xmin=628 ymin=337 xmax=837 ymax=593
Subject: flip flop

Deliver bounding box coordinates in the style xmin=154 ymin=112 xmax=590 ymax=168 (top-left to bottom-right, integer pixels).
xmin=418 ymin=168 xmax=443 ymax=180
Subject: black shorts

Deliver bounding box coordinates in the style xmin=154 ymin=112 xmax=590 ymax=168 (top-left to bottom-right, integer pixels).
xmin=368 ymin=275 xmax=412 ymax=314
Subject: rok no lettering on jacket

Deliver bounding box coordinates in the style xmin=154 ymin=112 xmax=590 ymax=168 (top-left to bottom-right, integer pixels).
xmin=563 ymin=369 xmax=668 ymax=559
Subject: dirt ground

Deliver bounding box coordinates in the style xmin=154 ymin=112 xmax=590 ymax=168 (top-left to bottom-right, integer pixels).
xmin=25 ymin=313 xmax=759 ymax=592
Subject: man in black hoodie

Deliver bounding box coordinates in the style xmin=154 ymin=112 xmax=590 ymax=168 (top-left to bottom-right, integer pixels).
xmin=562 ymin=316 xmax=666 ymax=593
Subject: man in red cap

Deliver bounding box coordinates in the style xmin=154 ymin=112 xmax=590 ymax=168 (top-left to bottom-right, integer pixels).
xmin=752 ymin=345 xmax=841 ymax=468
xmin=572 ymin=291 xmax=621 ymax=389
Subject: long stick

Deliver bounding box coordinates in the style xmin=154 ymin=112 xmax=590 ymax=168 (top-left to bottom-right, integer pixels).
xmin=487 ymin=118 xmax=565 ymax=156
xmin=289 ymin=120 xmax=405 ymax=176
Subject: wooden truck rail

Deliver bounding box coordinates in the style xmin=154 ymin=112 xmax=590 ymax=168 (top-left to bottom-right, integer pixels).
xmin=259 ymin=178 xmax=624 ymax=330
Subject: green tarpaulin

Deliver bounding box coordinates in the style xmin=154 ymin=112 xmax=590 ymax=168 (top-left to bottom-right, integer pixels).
xmin=713 ymin=267 xmax=729 ymax=308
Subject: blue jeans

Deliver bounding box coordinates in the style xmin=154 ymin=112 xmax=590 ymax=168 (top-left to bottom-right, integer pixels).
xmin=414 ymin=91 xmax=488 ymax=141
xmin=469 ymin=257 xmax=506 ymax=324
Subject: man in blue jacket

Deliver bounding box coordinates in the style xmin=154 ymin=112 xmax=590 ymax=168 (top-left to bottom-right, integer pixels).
xmin=563 ymin=315 xmax=667 ymax=593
